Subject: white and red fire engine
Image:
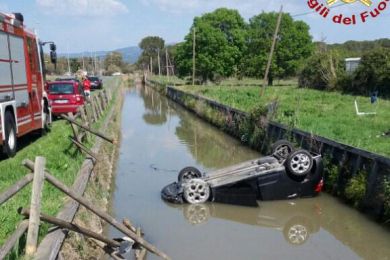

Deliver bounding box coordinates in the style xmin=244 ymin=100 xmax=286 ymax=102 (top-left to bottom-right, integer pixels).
xmin=0 ymin=12 xmax=56 ymax=157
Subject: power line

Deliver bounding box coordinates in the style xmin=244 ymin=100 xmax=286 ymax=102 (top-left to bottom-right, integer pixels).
xmin=292 ymin=2 xmax=348 ymax=18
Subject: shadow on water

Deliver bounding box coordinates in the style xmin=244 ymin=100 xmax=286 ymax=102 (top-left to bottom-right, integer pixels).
xmin=110 ymin=84 xmax=390 ymax=260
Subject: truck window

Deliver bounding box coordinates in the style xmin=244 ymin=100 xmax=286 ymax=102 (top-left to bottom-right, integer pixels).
xmin=27 ymin=37 xmax=39 ymax=73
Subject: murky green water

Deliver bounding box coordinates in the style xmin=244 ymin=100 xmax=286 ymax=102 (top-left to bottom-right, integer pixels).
xmin=110 ymin=84 xmax=390 ymax=260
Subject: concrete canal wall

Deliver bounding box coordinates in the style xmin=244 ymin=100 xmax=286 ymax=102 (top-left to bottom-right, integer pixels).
xmin=145 ymin=78 xmax=390 ymax=222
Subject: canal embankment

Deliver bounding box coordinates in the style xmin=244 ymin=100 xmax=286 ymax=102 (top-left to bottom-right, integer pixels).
xmin=58 ymin=76 xmax=127 ymax=259
xmin=110 ymin=80 xmax=390 ymax=260
xmin=0 ymin=76 xmax=124 ymax=259
xmin=144 ymin=77 xmax=390 ymax=223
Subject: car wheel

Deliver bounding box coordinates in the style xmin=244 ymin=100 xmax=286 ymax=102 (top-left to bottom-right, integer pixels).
xmin=178 ymin=167 xmax=202 ymax=183
xmin=286 ymin=150 xmax=313 ymax=177
xmin=3 ymin=111 xmax=17 ymax=157
xmin=271 ymin=140 xmax=294 ymax=159
xmin=183 ymin=179 xmax=210 ymax=204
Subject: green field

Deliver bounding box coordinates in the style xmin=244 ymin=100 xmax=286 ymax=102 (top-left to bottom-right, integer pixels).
xmin=148 ymin=74 xmax=297 ymax=87
xmin=174 ymin=84 xmax=390 ymax=157
xmin=0 ymin=77 xmax=121 ymax=255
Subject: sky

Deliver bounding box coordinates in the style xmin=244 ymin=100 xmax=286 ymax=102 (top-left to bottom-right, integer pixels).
xmin=0 ymin=0 xmax=389 ymax=53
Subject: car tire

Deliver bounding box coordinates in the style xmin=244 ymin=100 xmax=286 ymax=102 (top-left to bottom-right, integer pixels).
xmin=183 ymin=179 xmax=210 ymax=204
xmin=41 ymin=105 xmax=51 ymax=136
xmin=178 ymin=167 xmax=202 ymax=183
xmin=286 ymin=150 xmax=313 ymax=177
xmin=3 ymin=111 xmax=17 ymax=157
xmin=271 ymin=140 xmax=294 ymax=159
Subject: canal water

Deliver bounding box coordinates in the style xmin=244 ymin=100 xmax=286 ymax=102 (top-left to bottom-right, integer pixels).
xmin=110 ymin=84 xmax=390 ymax=260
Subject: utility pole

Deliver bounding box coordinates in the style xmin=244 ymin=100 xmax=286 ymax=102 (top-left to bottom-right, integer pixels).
xmin=82 ymin=52 xmax=85 ymax=72
xmin=158 ymin=49 xmax=161 ymax=77
xmin=149 ymin=56 xmax=153 ymax=74
xmin=66 ymin=45 xmax=71 ymax=75
xmin=261 ymin=5 xmax=283 ymax=96
xmin=192 ymin=27 xmax=196 ymax=86
xmin=166 ymin=48 xmax=170 ymax=81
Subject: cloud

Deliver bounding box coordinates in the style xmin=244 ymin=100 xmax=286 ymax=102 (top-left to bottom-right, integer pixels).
xmin=36 ymin=0 xmax=128 ymax=16
xmin=140 ymin=0 xmax=302 ymax=17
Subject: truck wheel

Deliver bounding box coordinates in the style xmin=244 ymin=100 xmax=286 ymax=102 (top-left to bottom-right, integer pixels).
xmin=3 ymin=111 xmax=17 ymax=157
xmin=178 ymin=167 xmax=202 ymax=183
xmin=286 ymin=150 xmax=313 ymax=177
xmin=183 ymin=179 xmax=210 ymax=204
xmin=41 ymin=107 xmax=51 ymax=135
xmin=271 ymin=140 xmax=294 ymax=159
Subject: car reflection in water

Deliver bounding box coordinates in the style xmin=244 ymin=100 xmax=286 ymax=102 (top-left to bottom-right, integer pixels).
xmin=167 ymin=199 xmax=321 ymax=246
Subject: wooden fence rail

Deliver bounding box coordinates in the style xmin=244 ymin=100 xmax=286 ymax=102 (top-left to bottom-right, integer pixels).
xmin=0 ymin=89 xmax=113 ymax=259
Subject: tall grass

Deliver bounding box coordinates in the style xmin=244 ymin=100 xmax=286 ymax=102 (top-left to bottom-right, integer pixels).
xmin=175 ymin=84 xmax=390 ymax=157
xmin=0 ymin=77 xmax=121 ymax=249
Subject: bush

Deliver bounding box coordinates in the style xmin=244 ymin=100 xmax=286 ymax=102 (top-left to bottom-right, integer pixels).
xmin=301 ymin=48 xmax=390 ymax=97
xmin=298 ymin=51 xmax=344 ymax=91
xmin=238 ymin=106 xmax=268 ymax=148
xmin=383 ymin=177 xmax=390 ymax=220
xmin=345 ymin=171 xmax=367 ymax=207
xmin=350 ymin=48 xmax=390 ymax=97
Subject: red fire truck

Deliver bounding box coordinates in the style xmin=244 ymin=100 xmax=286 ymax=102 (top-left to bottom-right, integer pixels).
xmin=0 ymin=12 xmax=56 ymax=157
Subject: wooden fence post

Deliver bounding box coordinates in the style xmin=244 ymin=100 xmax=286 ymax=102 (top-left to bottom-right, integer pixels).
xmin=84 ymin=104 xmax=93 ymax=126
xmin=99 ymin=92 xmax=106 ymax=111
xmin=23 ymin=160 xmax=170 ymax=260
xmin=93 ymin=96 xmax=102 ymax=118
xmin=103 ymin=90 xmax=109 ymax=105
xmin=97 ymin=94 xmax=104 ymax=115
xmin=89 ymin=102 xmax=98 ymax=123
xmin=26 ymin=156 xmax=46 ymax=256
xmin=67 ymin=112 xmax=80 ymax=143
xmin=79 ymin=106 xmax=90 ymax=140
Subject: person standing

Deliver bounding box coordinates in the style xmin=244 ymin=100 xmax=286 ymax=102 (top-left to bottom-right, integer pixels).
xmin=83 ymin=76 xmax=91 ymax=101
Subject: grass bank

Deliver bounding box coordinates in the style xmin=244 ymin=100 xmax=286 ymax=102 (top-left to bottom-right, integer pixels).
xmin=148 ymin=74 xmax=297 ymax=87
xmin=0 ymin=76 xmax=122 ymax=257
xmin=173 ymin=84 xmax=390 ymax=157
xmin=59 ymin=76 xmax=124 ymax=259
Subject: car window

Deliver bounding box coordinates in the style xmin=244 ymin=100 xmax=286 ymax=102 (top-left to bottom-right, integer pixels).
xmin=88 ymin=77 xmax=99 ymax=81
xmin=48 ymin=84 xmax=75 ymax=94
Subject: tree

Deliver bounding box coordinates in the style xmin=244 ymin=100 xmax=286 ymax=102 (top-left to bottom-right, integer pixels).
xmin=351 ymin=48 xmax=390 ymax=97
xmin=176 ymin=8 xmax=247 ymax=83
xmin=243 ymin=12 xmax=313 ymax=84
xmin=137 ymin=36 xmax=165 ymax=70
xmin=104 ymin=52 xmax=124 ymax=72
xmin=298 ymin=51 xmax=343 ymax=91
xmin=70 ymin=58 xmax=81 ymax=73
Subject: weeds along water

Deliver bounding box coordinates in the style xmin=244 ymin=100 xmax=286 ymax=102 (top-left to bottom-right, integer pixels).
xmin=176 ymin=84 xmax=390 ymax=157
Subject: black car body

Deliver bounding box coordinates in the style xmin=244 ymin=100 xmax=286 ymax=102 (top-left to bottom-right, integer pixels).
xmin=87 ymin=76 xmax=103 ymax=90
xmin=162 ymin=143 xmax=324 ymax=207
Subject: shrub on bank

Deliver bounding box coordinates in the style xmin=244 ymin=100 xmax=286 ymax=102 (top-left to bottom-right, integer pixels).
xmin=345 ymin=171 xmax=368 ymax=208
xmin=299 ymin=48 xmax=390 ymax=98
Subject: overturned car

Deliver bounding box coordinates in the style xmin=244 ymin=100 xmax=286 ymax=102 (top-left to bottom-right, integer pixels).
xmin=161 ymin=141 xmax=324 ymax=207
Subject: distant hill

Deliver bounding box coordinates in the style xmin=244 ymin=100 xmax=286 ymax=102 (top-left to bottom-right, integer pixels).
xmin=59 ymin=46 xmax=142 ymax=64
xmin=315 ymin=38 xmax=390 ymax=57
